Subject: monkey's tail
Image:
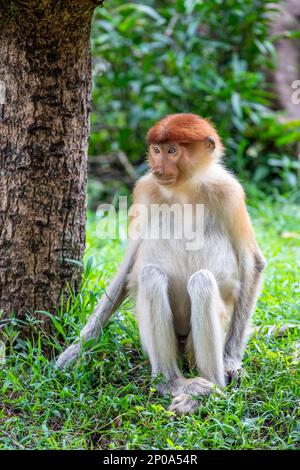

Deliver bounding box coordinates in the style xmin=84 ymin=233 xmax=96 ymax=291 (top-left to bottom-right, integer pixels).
xmin=55 ymin=240 xmax=140 ymax=369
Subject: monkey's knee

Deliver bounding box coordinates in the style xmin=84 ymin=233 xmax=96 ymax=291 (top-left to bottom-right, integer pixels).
xmin=187 ymin=269 xmax=217 ymax=299
xmin=139 ymin=263 xmax=168 ymax=290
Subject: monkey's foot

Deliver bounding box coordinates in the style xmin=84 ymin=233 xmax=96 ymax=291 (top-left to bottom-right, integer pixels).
xmin=168 ymin=376 xmax=214 ymax=397
xmin=167 ymin=377 xmax=219 ymax=415
xmin=168 ymin=393 xmax=200 ymax=416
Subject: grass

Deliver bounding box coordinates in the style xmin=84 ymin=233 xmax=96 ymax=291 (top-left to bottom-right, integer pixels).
xmin=0 ymin=192 xmax=299 ymax=450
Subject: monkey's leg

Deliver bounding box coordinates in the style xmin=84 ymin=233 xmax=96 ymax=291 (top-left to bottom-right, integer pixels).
xmin=187 ymin=269 xmax=226 ymax=388
xmin=138 ymin=265 xmax=215 ymax=415
xmin=168 ymin=270 xmax=224 ymax=416
xmin=136 ymin=264 xmax=183 ymax=392
xmin=223 ymin=252 xmax=265 ymax=384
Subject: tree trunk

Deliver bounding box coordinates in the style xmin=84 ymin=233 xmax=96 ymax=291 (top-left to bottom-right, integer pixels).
xmin=0 ymin=1 xmax=100 ymax=331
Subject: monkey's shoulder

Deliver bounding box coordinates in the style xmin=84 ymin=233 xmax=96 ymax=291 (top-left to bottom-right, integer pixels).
xmin=132 ymin=173 xmax=161 ymax=205
xmin=132 ymin=167 xmax=246 ymax=213
xmin=200 ymin=165 xmax=245 ymax=210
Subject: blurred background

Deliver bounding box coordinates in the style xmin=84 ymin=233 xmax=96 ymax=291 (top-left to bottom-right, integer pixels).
xmin=88 ymin=0 xmax=300 ymax=210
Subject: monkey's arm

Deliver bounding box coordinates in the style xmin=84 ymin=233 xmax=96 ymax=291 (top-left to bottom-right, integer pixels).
xmin=223 ymin=195 xmax=266 ymax=379
xmin=56 ymin=240 xmax=140 ymax=369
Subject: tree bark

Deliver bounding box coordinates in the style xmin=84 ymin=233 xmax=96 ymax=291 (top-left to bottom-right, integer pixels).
xmin=0 ymin=1 xmax=101 ymax=330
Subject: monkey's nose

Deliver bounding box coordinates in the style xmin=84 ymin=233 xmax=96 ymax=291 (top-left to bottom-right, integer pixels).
xmin=152 ymin=169 xmax=164 ymax=178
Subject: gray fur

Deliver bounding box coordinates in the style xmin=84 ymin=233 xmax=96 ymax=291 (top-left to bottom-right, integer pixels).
xmin=223 ymin=250 xmax=265 ymax=372
xmin=55 ymin=240 xmax=141 ymax=369
xmin=187 ymin=269 xmax=225 ymax=387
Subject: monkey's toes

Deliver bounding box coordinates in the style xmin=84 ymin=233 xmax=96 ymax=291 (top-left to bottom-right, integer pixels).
xmin=182 ymin=377 xmax=214 ymax=396
xmin=169 ymin=376 xmax=214 ymax=396
xmin=168 ymin=394 xmax=200 ymax=416
xmin=225 ymin=367 xmax=243 ymax=387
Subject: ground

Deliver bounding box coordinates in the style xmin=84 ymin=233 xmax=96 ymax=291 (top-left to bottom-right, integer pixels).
xmin=0 ymin=192 xmax=299 ymax=450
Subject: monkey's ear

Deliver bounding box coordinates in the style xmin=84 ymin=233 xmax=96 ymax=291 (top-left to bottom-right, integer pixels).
xmin=204 ymin=136 xmax=216 ymax=152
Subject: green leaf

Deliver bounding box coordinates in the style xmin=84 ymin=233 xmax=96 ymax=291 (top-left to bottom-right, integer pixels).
xmin=276 ymin=131 xmax=300 ymax=146
xmin=231 ymin=92 xmax=243 ymax=118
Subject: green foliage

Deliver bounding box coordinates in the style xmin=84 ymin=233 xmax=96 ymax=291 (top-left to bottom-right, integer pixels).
xmin=1 ymin=196 xmax=299 ymax=449
xmin=90 ymin=0 xmax=300 ymax=192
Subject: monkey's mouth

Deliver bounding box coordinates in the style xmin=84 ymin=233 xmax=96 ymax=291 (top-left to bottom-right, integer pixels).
xmin=154 ymin=177 xmax=176 ymax=185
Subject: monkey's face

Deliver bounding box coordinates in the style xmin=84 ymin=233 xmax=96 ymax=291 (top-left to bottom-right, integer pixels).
xmin=149 ymin=142 xmax=188 ymax=185
xmin=149 ymin=139 xmax=215 ymax=186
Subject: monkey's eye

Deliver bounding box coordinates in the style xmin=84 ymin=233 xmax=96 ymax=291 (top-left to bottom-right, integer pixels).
xmin=168 ymin=146 xmax=177 ymax=155
xmin=153 ymin=146 xmax=160 ymax=154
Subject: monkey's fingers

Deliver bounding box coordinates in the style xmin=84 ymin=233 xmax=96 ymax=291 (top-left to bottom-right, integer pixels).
xmin=167 ymin=377 xmax=219 ymax=415
xmin=168 ymin=394 xmax=200 ymax=416
xmin=225 ymin=367 xmax=243 ymax=387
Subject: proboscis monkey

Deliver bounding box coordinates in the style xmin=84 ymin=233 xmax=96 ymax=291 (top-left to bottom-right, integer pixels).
xmin=57 ymin=113 xmax=265 ymax=415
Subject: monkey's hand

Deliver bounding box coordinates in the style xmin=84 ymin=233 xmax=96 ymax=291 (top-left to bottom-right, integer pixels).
xmin=224 ymin=356 xmax=243 ymax=386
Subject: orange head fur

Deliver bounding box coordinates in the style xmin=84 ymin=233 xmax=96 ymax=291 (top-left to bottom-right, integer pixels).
xmin=146 ymin=113 xmax=223 ymax=186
